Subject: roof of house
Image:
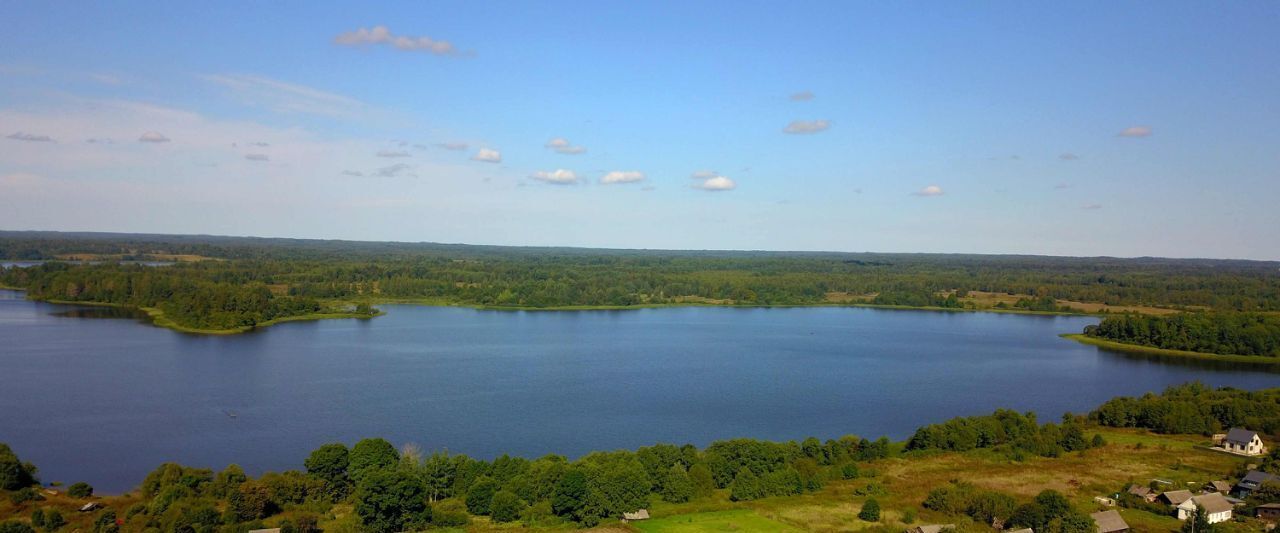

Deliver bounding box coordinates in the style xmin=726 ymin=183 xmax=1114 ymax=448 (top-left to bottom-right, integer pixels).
xmin=1239 ymin=470 xmax=1280 ymax=489
xmin=78 ymin=502 xmax=99 ymax=512
xmin=1161 ymin=490 xmax=1194 ymax=505
xmin=910 ymin=525 xmax=956 ymax=533
xmin=622 ymin=509 xmax=650 ymax=520
xmin=1225 ymin=428 xmax=1259 ymax=445
xmin=1126 ymin=485 xmax=1152 ymax=497
xmin=1205 ymin=480 xmax=1232 ymax=492
xmin=1090 ymin=510 xmax=1129 ymax=533
xmin=1258 ymin=503 xmax=1280 ymax=509
xmin=1190 ymin=493 xmax=1234 ymax=515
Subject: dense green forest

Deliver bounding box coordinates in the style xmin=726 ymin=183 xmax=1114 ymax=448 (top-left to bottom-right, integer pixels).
xmin=3 ymin=231 xmax=1280 ymax=331
xmin=1083 ymin=313 xmax=1280 ymax=357
xmin=2 ymin=384 xmax=1277 ymax=533
xmin=1090 ymin=382 xmax=1280 ymax=435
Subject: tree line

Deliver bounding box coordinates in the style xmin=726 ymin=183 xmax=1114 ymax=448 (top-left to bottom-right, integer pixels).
xmin=1083 ymin=312 xmax=1280 ymax=357
xmin=1090 ymin=382 xmax=1280 ymax=435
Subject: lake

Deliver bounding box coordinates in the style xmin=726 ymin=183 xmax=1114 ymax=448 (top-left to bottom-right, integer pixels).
xmin=1 ymin=289 xmax=1275 ymax=493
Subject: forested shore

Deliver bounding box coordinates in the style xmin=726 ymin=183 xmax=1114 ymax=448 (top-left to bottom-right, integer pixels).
xmin=4 ymin=231 xmax=1279 ymax=333
xmin=2 ymin=383 xmax=1278 ymax=532
xmin=1082 ymin=313 xmax=1280 ymax=358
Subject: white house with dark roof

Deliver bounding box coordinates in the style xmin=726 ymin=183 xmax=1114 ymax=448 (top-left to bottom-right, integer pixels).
xmin=1220 ymin=428 xmax=1268 ymax=456
xmin=1175 ymin=492 xmax=1233 ymax=523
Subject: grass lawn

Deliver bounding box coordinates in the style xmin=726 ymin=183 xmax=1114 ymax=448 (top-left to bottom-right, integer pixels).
xmin=634 ymin=509 xmax=803 ymax=532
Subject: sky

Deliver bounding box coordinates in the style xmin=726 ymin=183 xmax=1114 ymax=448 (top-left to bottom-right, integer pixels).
xmin=2 ymin=2 xmax=1278 ymax=260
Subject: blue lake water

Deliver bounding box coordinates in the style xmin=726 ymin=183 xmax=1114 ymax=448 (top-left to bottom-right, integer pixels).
xmin=0 ymin=289 xmax=1275 ymax=493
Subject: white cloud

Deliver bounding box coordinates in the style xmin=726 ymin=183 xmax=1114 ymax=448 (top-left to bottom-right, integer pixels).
xmin=244 ymin=153 xmax=270 ymax=162
xmin=7 ymin=132 xmax=55 ymax=142
xmin=1118 ymin=126 xmax=1152 ymax=138
xmin=376 ymin=150 xmax=411 ymax=158
xmin=200 ymin=73 xmax=369 ymax=119
xmin=783 ymin=119 xmax=830 ymax=134
xmin=1058 ymin=152 xmax=1079 ymax=160
xmin=530 ymin=169 xmax=579 ymax=185
xmin=913 ymin=185 xmax=944 ymax=196
xmin=333 ymin=26 xmax=463 ymax=56
xmin=601 ymin=171 xmax=645 ymax=184
xmin=471 ymin=148 xmax=501 ymax=163
xmin=138 ymin=131 xmax=170 ymax=143
xmin=789 ymin=91 xmax=815 ymax=102
xmin=342 ymin=170 xmax=364 ymax=177
xmin=1054 ymin=182 xmax=1072 ymax=190
xmin=1082 ymin=203 xmax=1103 ymax=210
xmin=545 ymin=137 xmax=586 ymax=155
xmin=436 ymin=141 xmax=469 ymax=151
xmin=691 ymin=173 xmax=736 ymax=191
xmin=249 ymin=141 xmax=270 ymax=147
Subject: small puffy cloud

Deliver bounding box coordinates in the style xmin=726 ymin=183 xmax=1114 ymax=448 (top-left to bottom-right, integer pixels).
xmin=545 ymin=137 xmax=587 ymax=155
xmin=694 ymin=176 xmax=736 ymax=191
xmin=783 ymin=119 xmax=830 ymax=134
xmin=138 ymin=131 xmax=170 ymax=143
xmin=1082 ymin=203 xmax=1103 ymax=210
xmin=789 ymin=91 xmax=815 ymax=102
xmin=342 ymin=170 xmax=364 ymax=176
xmin=374 ymin=163 xmax=414 ymax=177
xmin=691 ymin=172 xmax=736 ymax=191
xmin=530 ymin=169 xmax=579 ymax=185
xmin=471 ymin=148 xmax=501 ymax=163
xmin=913 ymin=185 xmax=944 ymax=196
xmin=601 ymin=171 xmax=645 ymax=184
xmin=1058 ymin=152 xmax=1079 ymax=160
xmin=1054 ymin=182 xmax=1072 ymax=190
xmin=7 ymin=132 xmax=54 ymax=142
xmin=376 ymin=150 xmax=411 ymax=158
xmin=85 ymin=138 xmax=113 ymax=144
xmin=244 ymin=153 xmax=270 ymax=162
xmin=249 ymin=141 xmax=270 ymax=147
xmin=1118 ymin=126 xmax=1152 ymax=137
xmin=333 ymin=26 xmax=462 ymax=56
xmin=436 ymin=141 xmax=468 ymax=151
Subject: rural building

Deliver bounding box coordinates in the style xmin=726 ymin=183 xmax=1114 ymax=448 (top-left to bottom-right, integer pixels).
xmin=905 ymin=525 xmax=955 ymax=533
xmin=246 ymin=530 xmax=281 ymax=533
xmin=78 ymin=502 xmax=100 ymax=512
xmin=1090 ymin=510 xmax=1129 ymax=533
xmin=1175 ymin=492 xmax=1233 ymax=523
xmin=621 ymin=509 xmax=650 ymax=522
xmin=1159 ymin=490 xmax=1193 ymax=507
xmin=1219 ymin=428 xmax=1268 ymax=456
xmin=1257 ymin=503 xmax=1280 ymax=522
xmin=1202 ymin=480 xmax=1232 ymax=493
xmin=1234 ymin=470 xmax=1280 ymax=498
xmin=1126 ymin=485 xmax=1156 ymax=502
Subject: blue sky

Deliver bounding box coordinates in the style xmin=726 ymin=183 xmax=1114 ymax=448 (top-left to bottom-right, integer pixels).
xmin=2 ymin=2 xmax=1278 ymax=259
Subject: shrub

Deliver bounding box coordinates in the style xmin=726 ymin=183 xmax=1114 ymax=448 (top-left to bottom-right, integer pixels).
xmin=0 ymin=522 xmax=36 ymax=533
xmin=859 ymin=498 xmax=881 ymax=521
xmin=67 ymin=482 xmax=93 ymax=498
xmin=489 ymin=490 xmax=524 ymax=523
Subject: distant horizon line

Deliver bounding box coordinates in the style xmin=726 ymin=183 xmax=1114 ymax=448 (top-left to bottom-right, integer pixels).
xmin=3 ymin=228 xmax=1278 ymax=264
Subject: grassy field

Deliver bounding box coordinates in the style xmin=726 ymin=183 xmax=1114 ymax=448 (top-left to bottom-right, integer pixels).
xmin=633 ymin=510 xmax=803 ymax=532
xmin=1062 ymin=333 xmax=1280 ymax=366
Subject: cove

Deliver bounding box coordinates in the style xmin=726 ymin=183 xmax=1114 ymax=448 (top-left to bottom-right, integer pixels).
xmin=0 ymin=289 xmax=1275 ymax=493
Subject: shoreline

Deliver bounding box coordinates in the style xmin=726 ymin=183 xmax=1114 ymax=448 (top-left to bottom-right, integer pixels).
xmin=1060 ymin=333 xmax=1280 ymax=365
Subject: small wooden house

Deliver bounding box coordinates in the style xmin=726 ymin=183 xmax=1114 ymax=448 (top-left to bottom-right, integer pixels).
xmin=621 ymin=509 xmax=650 ymax=522
xmin=1090 ymin=510 xmax=1129 ymax=533
xmin=1221 ymin=428 xmax=1268 ymax=456
xmin=1257 ymin=503 xmax=1280 ymax=522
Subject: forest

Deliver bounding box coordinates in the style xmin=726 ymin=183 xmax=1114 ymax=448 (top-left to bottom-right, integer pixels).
xmin=2 ymin=384 xmax=1277 ymax=533
xmin=1083 ymin=313 xmax=1280 ymax=357
xmin=4 ymin=231 xmax=1280 ymax=332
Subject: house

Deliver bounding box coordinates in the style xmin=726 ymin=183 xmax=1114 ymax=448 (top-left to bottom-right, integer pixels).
xmin=1234 ymin=470 xmax=1280 ymax=498
xmin=1203 ymin=480 xmax=1232 ymax=494
xmin=905 ymin=525 xmax=955 ymax=533
xmin=1094 ymin=496 xmax=1117 ymax=506
xmin=1126 ymin=485 xmax=1156 ymax=502
xmin=1257 ymin=503 xmax=1280 ymax=522
xmin=621 ymin=509 xmax=650 ymax=522
xmin=1221 ymin=428 xmax=1269 ymax=456
xmin=1090 ymin=510 xmax=1129 ymax=533
xmin=78 ymin=502 xmax=100 ymax=512
xmin=1159 ymin=490 xmax=1193 ymax=507
xmin=1175 ymin=492 xmax=1233 ymax=523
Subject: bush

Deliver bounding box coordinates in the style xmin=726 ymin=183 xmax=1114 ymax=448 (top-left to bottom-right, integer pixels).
xmin=729 ymin=468 xmax=763 ymax=502
xmin=902 ymin=507 xmax=917 ymax=524
xmin=8 ymin=488 xmax=42 ymax=505
xmin=840 ymin=463 xmax=860 ymax=480
xmin=67 ymin=482 xmax=93 ymax=498
xmin=859 ymin=498 xmax=881 ymax=521
xmin=489 ymin=490 xmax=524 ymax=523
xmin=430 ymin=499 xmax=470 ymax=527
xmin=0 ymin=522 xmax=36 ymax=533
